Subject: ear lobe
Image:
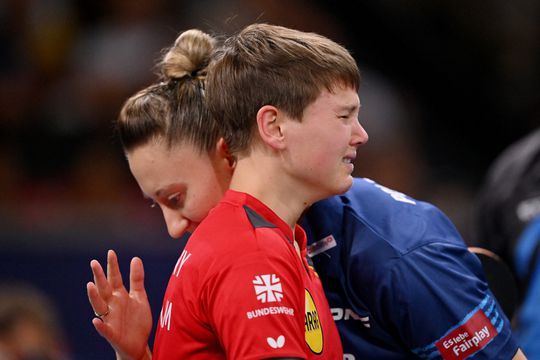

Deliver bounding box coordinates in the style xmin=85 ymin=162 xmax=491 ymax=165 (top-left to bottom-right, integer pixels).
xmin=256 ymin=105 xmax=285 ymax=150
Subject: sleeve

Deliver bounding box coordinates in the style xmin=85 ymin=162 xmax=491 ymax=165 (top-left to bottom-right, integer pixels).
xmin=202 ymin=249 xmax=307 ymax=360
xmin=388 ymin=242 xmax=519 ymax=359
xmin=513 ymin=215 xmax=540 ymax=358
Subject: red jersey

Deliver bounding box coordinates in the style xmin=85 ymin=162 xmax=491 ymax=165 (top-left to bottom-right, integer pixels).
xmin=153 ymin=190 xmax=342 ymax=359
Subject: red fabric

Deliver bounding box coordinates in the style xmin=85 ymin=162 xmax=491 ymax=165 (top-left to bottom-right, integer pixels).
xmin=153 ymin=190 xmax=342 ymax=359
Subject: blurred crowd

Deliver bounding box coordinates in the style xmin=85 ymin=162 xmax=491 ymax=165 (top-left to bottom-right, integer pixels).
xmin=1 ymin=0 xmax=539 ymax=251
xmin=0 ymin=282 xmax=69 ymax=360
xmin=0 ymin=0 xmax=179 ymax=251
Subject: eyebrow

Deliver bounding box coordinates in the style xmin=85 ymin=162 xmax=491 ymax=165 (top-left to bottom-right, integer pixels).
xmin=155 ymin=184 xmax=186 ymax=198
xmin=337 ymin=103 xmax=361 ymax=114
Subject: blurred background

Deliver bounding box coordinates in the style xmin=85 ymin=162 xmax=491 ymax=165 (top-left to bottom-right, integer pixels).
xmin=0 ymin=0 xmax=538 ymax=358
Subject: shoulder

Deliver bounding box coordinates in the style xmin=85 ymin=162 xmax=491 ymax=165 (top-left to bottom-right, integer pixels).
xmin=191 ymin=202 xmax=246 ymax=245
xmin=185 ymin=202 xmax=257 ymax=273
xmin=303 ymin=178 xmax=473 ymax=296
xmin=191 ymin=200 xmax=293 ymax=266
xmin=306 ymin=177 xmax=465 ymax=254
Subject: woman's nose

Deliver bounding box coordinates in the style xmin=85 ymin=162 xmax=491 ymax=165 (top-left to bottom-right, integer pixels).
xmin=163 ymin=210 xmax=190 ymax=239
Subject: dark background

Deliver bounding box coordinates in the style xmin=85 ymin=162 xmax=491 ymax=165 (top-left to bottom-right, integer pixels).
xmin=1 ymin=0 xmax=538 ymax=358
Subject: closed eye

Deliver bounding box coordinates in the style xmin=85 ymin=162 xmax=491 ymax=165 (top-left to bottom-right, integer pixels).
xmin=336 ymin=103 xmax=360 ymax=121
xmin=338 ymin=114 xmax=357 ymax=123
xmin=166 ymin=192 xmax=185 ymax=209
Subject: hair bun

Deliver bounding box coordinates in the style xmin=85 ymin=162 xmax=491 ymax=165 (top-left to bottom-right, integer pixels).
xmin=160 ymin=29 xmax=216 ymax=80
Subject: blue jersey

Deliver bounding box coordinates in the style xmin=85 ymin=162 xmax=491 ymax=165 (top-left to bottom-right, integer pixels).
xmin=301 ymin=178 xmax=519 ymax=360
xmin=513 ymin=214 xmax=540 ymax=358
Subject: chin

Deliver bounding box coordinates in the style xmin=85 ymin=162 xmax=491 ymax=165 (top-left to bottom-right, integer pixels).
xmin=324 ymin=176 xmax=353 ymax=198
xmin=337 ymin=177 xmax=353 ymax=194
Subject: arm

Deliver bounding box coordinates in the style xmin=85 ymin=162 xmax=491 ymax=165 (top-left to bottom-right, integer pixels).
xmin=87 ymin=249 xmax=153 ymax=360
xmin=513 ymin=349 xmax=527 ymax=359
xmin=388 ymin=243 xmax=521 ymax=358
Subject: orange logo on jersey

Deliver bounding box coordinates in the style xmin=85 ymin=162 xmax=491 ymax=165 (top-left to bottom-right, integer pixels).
xmin=305 ymin=289 xmax=323 ymax=354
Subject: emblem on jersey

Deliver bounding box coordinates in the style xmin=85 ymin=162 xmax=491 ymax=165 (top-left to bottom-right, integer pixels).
xmin=307 ymin=235 xmax=337 ymax=257
xmin=267 ymin=335 xmax=285 ymax=349
xmin=253 ymin=274 xmax=283 ymax=303
xmin=436 ymin=308 xmax=497 ymax=359
xmin=247 ymin=274 xmax=294 ymax=319
xmin=435 ymin=296 xmax=504 ymax=360
xmin=305 ymin=289 xmax=323 ymax=354
xmin=414 ymin=296 xmax=501 ymax=360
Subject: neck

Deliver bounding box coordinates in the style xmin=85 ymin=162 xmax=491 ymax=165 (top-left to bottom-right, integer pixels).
xmin=229 ymin=156 xmax=312 ymax=230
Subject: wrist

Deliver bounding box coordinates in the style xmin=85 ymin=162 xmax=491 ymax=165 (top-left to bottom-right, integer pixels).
xmin=116 ymin=346 xmax=152 ymax=360
xmin=140 ymin=347 xmax=152 ymax=360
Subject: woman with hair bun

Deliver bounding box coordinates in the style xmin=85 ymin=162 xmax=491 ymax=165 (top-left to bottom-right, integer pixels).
xmin=88 ymin=28 xmax=236 ymax=360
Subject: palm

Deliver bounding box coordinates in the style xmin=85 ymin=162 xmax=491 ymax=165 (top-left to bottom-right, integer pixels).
xmin=87 ymin=250 xmax=152 ymax=360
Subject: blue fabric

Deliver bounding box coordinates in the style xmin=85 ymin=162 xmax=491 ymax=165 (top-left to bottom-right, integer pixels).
xmin=513 ymin=215 xmax=540 ymax=358
xmin=302 ymin=178 xmax=519 ymax=359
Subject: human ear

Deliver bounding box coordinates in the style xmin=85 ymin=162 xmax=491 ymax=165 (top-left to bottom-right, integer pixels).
xmin=256 ymin=105 xmax=285 ymax=150
xmin=216 ymin=137 xmax=236 ymax=169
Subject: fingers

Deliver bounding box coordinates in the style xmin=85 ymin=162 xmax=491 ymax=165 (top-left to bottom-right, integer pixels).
xmin=92 ymin=317 xmax=114 ymax=342
xmin=107 ymin=249 xmax=124 ymax=290
xmin=87 ymin=281 xmax=109 ymax=318
xmin=91 ymin=258 xmax=112 ymax=300
xmin=88 ymin=249 xmax=122 ymax=314
xmin=129 ymin=257 xmax=146 ymax=294
xmin=90 ymin=258 xmax=106 ymax=286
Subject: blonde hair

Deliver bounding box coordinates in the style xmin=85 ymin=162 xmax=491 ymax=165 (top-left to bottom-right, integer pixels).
xmin=117 ymin=29 xmax=219 ymax=153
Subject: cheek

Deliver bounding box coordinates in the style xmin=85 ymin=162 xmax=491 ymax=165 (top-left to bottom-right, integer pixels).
xmin=321 ymin=130 xmax=351 ymax=161
xmin=186 ymin=179 xmax=225 ymax=222
xmin=306 ymin=139 xmax=347 ymax=176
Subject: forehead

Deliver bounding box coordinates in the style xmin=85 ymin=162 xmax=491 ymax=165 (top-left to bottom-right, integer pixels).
xmin=126 ymin=140 xmax=209 ymax=195
xmin=309 ymin=86 xmax=360 ymax=111
xmin=127 ymin=140 xmax=194 ymax=168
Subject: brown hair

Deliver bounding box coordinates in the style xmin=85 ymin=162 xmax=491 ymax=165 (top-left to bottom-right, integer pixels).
xmin=117 ymin=29 xmax=219 ymax=153
xmin=206 ymin=23 xmax=360 ymax=155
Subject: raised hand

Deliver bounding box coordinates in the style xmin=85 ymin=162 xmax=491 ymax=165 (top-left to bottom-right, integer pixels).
xmin=87 ymin=250 xmax=153 ymax=360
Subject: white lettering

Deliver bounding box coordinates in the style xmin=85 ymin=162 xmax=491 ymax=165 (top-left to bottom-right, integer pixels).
xmin=173 ymin=250 xmax=191 ymax=277
xmin=451 ymin=326 xmax=491 ymax=355
xmin=246 ymin=306 xmax=294 ymax=319
xmin=331 ymin=308 xmax=343 ymax=321
xmin=344 ymin=308 xmax=361 ymax=320
xmin=160 ymin=300 xmax=173 ymax=331
xmin=375 ymin=184 xmax=416 ymax=204
xmin=443 ymin=332 xmax=468 ymax=349
xmin=331 ymin=308 xmax=363 ymax=321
